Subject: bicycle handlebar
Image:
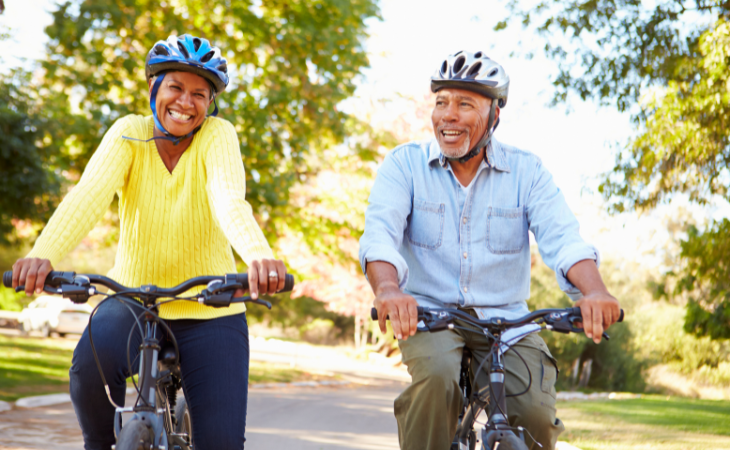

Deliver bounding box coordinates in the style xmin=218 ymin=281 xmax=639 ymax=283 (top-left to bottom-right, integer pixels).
xmin=3 ymin=270 xmax=295 ymax=298
xmin=370 ymin=305 xmax=624 ymax=337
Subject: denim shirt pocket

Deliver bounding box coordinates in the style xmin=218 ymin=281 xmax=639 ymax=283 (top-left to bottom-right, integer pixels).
xmin=486 ymin=206 xmax=527 ymax=254
xmin=407 ymin=198 xmax=445 ymax=249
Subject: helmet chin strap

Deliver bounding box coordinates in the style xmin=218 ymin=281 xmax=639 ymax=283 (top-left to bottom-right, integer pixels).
xmin=445 ymin=100 xmax=498 ymax=163
xmin=122 ymin=72 xmax=219 ymax=145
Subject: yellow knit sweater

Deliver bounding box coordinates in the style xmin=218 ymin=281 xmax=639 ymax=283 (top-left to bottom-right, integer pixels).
xmin=27 ymin=115 xmax=274 ymax=319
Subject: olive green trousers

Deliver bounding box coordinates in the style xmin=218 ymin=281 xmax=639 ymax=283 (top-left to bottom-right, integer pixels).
xmin=395 ymin=327 xmax=565 ymax=450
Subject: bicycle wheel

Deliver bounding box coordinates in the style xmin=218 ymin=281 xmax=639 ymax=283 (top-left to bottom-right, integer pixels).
xmin=174 ymin=396 xmax=193 ymax=442
xmin=482 ymin=430 xmax=528 ymax=450
xmin=115 ymin=419 xmax=154 ymax=450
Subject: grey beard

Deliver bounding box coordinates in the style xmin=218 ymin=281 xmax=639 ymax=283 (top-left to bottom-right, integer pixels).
xmin=440 ymin=130 xmax=471 ymax=159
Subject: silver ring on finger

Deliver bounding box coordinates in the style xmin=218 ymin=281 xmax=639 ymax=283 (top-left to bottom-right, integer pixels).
xmin=268 ymin=270 xmax=278 ymax=279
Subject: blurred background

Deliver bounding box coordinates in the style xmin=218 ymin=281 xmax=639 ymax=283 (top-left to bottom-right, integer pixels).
xmin=1 ymin=0 xmax=729 ymax=406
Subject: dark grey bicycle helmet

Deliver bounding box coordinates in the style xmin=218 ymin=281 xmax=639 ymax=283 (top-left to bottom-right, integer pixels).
xmin=431 ymin=51 xmax=510 ymax=162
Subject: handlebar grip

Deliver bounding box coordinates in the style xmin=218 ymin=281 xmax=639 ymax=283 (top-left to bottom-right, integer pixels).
xmin=3 ymin=270 xmax=77 ymax=289
xmin=568 ymin=306 xmax=625 ymax=322
xmin=370 ymin=306 xmax=425 ymax=322
xmin=234 ymin=273 xmax=295 ymax=293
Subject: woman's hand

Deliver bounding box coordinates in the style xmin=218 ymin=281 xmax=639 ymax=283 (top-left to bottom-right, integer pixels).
xmin=12 ymin=258 xmax=54 ymax=296
xmin=235 ymin=259 xmax=287 ymax=300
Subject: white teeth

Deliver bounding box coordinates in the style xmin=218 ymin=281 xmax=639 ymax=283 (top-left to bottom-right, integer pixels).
xmin=442 ymin=130 xmax=462 ymax=136
xmin=169 ymin=110 xmax=192 ymax=121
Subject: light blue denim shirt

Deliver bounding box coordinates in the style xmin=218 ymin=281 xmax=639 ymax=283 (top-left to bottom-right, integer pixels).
xmin=359 ymin=137 xmax=599 ymax=326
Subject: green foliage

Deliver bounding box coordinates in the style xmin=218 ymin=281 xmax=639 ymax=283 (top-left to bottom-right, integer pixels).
xmin=246 ymin=292 xmax=353 ymax=342
xmin=529 ymin=252 xmax=646 ymax=392
xmin=499 ymin=3 xmax=730 ymax=341
xmin=671 ymin=220 xmax=730 ymax=340
xmin=499 ymin=0 xmax=727 ymax=113
xmin=39 ymin=0 xmax=380 ymax=241
xmin=0 ymin=68 xmax=63 ymax=244
xmin=0 ymin=287 xmax=25 ymax=311
xmin=599 ymin=21 xmax=730 ymax=213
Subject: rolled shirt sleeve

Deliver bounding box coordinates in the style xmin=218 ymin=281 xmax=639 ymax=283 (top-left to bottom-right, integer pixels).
xmin=359 ymin=150 xmax=413 ymax=289
xmin=526 ymin=159 xmax=600 ymax=300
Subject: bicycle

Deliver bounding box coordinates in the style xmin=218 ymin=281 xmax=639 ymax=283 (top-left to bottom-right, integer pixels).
xmin=371 ymin=305 xmax=624 ymax=450
xmin=3 ymin=270 xmax=294 ymax=450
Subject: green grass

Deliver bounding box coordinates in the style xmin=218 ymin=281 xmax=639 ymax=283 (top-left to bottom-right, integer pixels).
xmin=0 ymin=335 xmax=339 ymax=402
xmin=0 ymin=334 xmax=75 ymax=401
xmin=558 ymin=395 xmax=730 ymax=450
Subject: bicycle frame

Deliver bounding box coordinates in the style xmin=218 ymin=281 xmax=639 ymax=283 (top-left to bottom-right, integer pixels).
xmin=453 ymin=329 xmax=527 ymax=450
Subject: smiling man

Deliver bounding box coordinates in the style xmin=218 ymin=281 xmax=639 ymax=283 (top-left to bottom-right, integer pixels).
xmin=359 ymin=51 xmax=621 ymax=450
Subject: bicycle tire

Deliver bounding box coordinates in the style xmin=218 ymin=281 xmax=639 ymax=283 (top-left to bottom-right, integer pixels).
xmin=115 ymin=419 xmax=154 ymax=450
xmin=467 ymin=429 xmax=477 ymax=450
xmin=174 ymin=396 xmax=193 ymax=443
xmin=495 ymin=433 xmax=529 ymax=450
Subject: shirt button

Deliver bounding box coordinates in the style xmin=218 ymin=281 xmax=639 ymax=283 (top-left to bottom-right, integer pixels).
xmin=463 ymin=217 xmax=467 ymax=224
xmin=463 ymin=252 xmax=468 ymax=259
xmin=463 ymin=287 xmax=468 ymax=293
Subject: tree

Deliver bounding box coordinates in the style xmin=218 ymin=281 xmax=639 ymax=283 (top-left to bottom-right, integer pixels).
xmin=0 ymin=62 xmax=63 ymax=245
xmin=497 ymin=1 xmax=730 ymax=339
xmin=39 ymin=0 xmax=379 ymax=239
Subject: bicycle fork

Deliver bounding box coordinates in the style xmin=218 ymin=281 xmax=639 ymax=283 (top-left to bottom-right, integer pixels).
xmin=113 ymin=320 xmax=170 ymax=449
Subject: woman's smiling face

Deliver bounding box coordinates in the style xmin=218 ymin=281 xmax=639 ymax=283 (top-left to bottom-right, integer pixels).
xmin=149 ymin=71 xmax=213 ymax=136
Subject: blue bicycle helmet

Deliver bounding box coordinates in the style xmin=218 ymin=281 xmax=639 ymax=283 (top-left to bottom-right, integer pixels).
xmin=145 ymin=34 xmax=229 ymax=95
xmin=125 ymin=34 xmax=230 ymax=145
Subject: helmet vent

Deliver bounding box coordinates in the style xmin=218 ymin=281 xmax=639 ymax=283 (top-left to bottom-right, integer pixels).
xmin=177 ymin=41 xmax=190 ymax=59
xmin=201 ymin=51 xmax=215 ymax=63
xmin=488 ymin=68 xmax=498 ymax=77
xmin=466 ymin=62 xmax=482 ymax=78
xmin=474 ymin=51 xmax=483 ymax=59
xmin=154 ymin=44 xmax=170 ymax=56
xmin=441 ymin=60 xmax=448 ymax=75
xmin=453 ymin=56 xmax=466 ymax=74
xmin=193 ymin=38 xmax=202 ymax=52
xmin=217 ymin=63 xmax=228 ymax=74
xmin=454 ymin=50 xmax=463 ymax=56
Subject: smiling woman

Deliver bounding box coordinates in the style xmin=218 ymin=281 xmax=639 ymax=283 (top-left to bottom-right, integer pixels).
xmin=9 ymin=33 xmax=289 ymax=450
xmin=149 ymin=71 xmax=215 ymax=172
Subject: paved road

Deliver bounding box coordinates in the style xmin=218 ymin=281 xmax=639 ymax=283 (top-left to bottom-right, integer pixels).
xmin=0 ymin=382 xmax=405 ymax=450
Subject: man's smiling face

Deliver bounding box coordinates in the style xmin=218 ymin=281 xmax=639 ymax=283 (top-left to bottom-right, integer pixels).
xmin=431 ymin=88 xmax=498 ymax=159
xmin=149 ymin=71 xmax=213 ymax=136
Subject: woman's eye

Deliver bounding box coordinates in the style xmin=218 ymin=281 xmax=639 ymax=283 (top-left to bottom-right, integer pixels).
xmin=170 ymin=85 xmax=181 ymax=91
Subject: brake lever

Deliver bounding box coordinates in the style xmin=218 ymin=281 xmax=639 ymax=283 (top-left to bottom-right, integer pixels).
xmin=547 ymin=313 xmax=610 ymax=341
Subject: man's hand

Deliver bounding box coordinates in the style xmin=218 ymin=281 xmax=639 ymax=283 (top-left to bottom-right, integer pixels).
xmin=11 ymin=258 xmax=54 ymax=296
xmin=575 ymin=292 xmax=621 ymax=344
xmin=374 ymin=284 xmax=419 ymax=341
xmin=242 ymin=258 xmax=287 ymax=300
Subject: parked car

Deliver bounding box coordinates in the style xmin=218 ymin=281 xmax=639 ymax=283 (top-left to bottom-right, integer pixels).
xmin=18 ymin=296 xmax=92 ymax=338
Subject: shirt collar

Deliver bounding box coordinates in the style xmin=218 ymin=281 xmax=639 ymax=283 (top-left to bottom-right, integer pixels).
xmin=428 ymin=138 xmax=511 ymax=173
